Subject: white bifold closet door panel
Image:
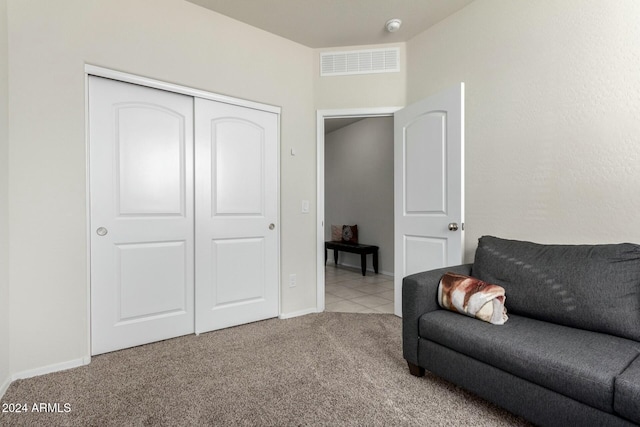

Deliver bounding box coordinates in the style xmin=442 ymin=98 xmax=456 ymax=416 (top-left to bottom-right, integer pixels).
xmin=194 ymin=98 xmax=279 ymax=334
xmin=89 ymin=76 xmax=195 ymax=355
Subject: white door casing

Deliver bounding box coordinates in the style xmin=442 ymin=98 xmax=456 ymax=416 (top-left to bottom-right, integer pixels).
xmin=315 ymin=107 xmax=401 ymax=312
xmin=194 ymin=99 xmax=279 ymax=334
xmin=89 ymin=76 xmax=195 ymax=355
xmin=394 ymin=83 xmax=465 ymax=316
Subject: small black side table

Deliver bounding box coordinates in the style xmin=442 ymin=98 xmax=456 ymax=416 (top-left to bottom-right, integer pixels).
xmin=325 ymin=241 xmax=379 ymax=276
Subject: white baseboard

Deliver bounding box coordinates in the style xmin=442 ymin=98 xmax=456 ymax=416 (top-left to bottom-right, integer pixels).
xmin=279 ymin=307 xmax=317 ymax=320
xmin=11 ymin=356 xmax=90 ymax=382
xmin=0 ymin=374 xmax=10 ymax=400
xmin=328 ymin=261 xmax=394 ymax=277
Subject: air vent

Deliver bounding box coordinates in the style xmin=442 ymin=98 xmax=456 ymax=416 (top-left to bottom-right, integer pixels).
xmin=320 ymin=47 xmax=399 ymax=77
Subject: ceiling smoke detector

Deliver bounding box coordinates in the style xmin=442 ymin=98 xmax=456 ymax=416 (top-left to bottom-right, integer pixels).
xmin=385 ymin=18 xmax=402 ymax=33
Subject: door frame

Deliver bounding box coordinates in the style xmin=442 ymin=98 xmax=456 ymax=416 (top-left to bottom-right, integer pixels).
xmin=84 ymin=65 xmax=281 ymax=114
xmin=85 ymin=65 xmax=281 ymax=359
xmin=316 ymin=107 xmax=401 ymax=313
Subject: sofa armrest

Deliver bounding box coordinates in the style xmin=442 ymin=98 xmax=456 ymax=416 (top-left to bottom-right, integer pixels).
xmin=402 ymin=263 xmax=473 ymax=365
xmin=615 ymin=353 xmax=640 ymax=424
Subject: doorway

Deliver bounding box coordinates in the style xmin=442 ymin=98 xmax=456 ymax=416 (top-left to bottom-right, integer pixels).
xmin=316 ymin=107 xmax=401 ymax=314
xmin=323 ymin=116 xmax=395 ymax=313
xmin=316 ymin=84 xmax=466 ymax=317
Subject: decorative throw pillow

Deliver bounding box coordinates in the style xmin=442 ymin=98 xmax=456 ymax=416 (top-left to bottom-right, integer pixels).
xmin=341 ymin=224 xmax=358 ymax=243
xmin=331 ymin=225 xmax=342 ymax=241
xmin=438 ymin=272 xmax=508 ymax=325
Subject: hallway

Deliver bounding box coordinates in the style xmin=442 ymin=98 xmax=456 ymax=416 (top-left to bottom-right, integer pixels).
xmin=324 ymin=265 xmax=394 ymax=313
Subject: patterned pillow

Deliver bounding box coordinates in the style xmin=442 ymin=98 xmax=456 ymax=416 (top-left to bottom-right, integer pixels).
xmin=342 ymin=225 xmax=358 ymax=243
xmin=331 ymin=225 xmax=342 ymax=241
xmin=438 ymin=272 xmax=508 ymax=325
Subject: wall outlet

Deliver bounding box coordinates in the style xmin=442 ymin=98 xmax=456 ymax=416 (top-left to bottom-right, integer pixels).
xmin=289 ymin=274 xmax=297 ymax=287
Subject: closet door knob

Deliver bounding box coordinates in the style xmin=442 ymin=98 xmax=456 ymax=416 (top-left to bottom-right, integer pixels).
xmin=96 ymin=227 xmax=108 ymax=236
xmin=269 ymin=223 xmax=275 ymax=230
xmin=448 ymin=223 xmax=459 ymax=231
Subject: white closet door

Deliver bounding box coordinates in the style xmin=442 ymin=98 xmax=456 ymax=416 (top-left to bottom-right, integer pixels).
xmin=89 ymin=76 xmax=195 ymax=355
xmin=195 ymin=98 xmax=279 ymax=334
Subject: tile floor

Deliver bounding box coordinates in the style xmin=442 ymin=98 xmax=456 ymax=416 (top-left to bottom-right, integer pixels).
xmin=324 ymin=264 xmax=395 ymax=313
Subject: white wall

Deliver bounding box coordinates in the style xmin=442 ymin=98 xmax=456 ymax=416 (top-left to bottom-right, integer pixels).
xmin=407 ymin=0 xmax=640 ymax=262
xmin=6 ymin=0 xmax=315 ymax=375
xmin=324 ymin=117 xmax=394 ymax=274
xmin=0 ymin=0 xmax=10 ymax=397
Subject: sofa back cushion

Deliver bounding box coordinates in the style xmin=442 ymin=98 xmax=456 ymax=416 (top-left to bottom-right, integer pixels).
xmin=473 ymin=236 xmax=640 ymax=341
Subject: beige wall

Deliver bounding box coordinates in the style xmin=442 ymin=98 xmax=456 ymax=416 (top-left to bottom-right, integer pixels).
xmin=0 ymin=0 xmax=10 ymax=395
xmin=6 ymin=0 xmax=315 ymax=374
xmin=407 ymin=0 xmax=640 ymax=262
xmin=314 ymin=43 xmax=406 ymax=109
xmin=325 ymin=117 xmax=394 ymax=274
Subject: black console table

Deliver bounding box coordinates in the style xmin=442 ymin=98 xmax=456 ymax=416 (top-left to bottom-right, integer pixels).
xmin=325 ymin=241 xmax=379 ymax=276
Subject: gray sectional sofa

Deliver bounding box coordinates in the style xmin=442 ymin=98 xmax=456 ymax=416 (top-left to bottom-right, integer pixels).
xmin=402 ymin=236 xmax=640 ymax=426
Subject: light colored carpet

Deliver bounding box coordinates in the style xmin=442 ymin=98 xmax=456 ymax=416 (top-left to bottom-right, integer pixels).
xmin=1 ymin=313 xmax=529 ymax=426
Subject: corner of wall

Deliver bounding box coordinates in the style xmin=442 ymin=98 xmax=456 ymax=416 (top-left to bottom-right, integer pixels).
xmin=0 ymin=375 xmax=10 ymax=401
xmin=0 ymin=0 xmax=12 ymax=400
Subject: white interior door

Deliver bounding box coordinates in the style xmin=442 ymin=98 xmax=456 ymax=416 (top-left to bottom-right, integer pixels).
xmin=194 ymin=98 xmax=279 ymax=334
xmin=394 ymin=83 xmax=465 ymax=316
xmin=89 ymin=76 xmax=195 ymax=355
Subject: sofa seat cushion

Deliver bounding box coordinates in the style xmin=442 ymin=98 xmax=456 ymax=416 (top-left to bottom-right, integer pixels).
xmin=615 ymin=354 xmax=640 ymax=424
xmin=419 ymin=311 xmax=640 ymax=413
xmin=473 ymin=236 xmax=640 ymax=341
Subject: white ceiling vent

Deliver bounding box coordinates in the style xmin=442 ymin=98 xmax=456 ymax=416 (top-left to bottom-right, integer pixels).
xmin=320 ymin=47 xmax=399 ymax=77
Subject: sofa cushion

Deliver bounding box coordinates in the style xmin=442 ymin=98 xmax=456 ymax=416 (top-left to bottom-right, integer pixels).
xmin=419 ymin=311 xmax=640 ymax=413
xmin=473 ymin=236 xmax=640 ymax=341
xmin=615 ymin=354 xmax=640 ymax=424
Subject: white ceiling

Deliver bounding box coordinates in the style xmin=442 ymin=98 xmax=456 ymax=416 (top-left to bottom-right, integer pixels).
xmin=185 ymin=0 xmax=475 ymax=48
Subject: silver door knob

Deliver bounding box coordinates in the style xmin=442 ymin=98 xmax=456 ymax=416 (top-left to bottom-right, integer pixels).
xmin=96 ymin=227 xmax=108 ymax=236
xmin=269 ymin=223 xmax=275 ymax=230
xmin=448 ymin=223 xmax=459 ymax=231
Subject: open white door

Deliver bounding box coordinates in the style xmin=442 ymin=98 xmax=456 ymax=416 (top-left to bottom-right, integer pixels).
xmin=394 ymin=83 xmax=465 ymax=316
xmin=194 ymin=99 xmax=279 ymax=334
xmin=89 ymin=76 xmax=195 ymax=355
